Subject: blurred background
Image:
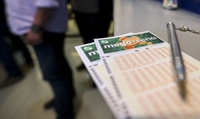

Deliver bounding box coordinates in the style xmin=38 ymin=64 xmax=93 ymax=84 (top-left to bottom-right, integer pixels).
xmin=0 ymin=0 xmax=199 ymax=119
xmin=0 ymin=9 xmax=114 ymax=119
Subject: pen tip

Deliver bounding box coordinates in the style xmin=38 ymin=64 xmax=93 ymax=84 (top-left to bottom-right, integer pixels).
xmin=178 ymin=81 xmax=187 ymax=101
xmin=180 ymin=89 xmax=187 ymax=101
xmin=181 ymin=93 xmax=186 ymax=101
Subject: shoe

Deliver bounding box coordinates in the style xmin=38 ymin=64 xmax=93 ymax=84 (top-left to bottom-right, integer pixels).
xmin=0 ymin=75 xmax=24 ymax=89
xmin=44 ymin=98 xmax=55 ymax=110
xmin=44 ymin=91 xmax=76 ymax=110
xmin=76 ymin=63 xmax=86 ymax=71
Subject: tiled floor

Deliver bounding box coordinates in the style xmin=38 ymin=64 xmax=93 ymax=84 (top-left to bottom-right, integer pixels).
xmin=0 ymin=19 xmax=114 ymax=119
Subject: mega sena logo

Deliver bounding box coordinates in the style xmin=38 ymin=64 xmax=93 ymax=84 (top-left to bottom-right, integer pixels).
xmin=100 ymin=40 xmax=109 ymax=44
xmin=83 ymin=46 xmax=93 ymax=51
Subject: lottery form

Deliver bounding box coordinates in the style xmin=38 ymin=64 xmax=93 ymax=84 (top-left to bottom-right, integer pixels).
xmin=74 ymin=33 xmax=133 ymax=119
xmin=94 ymin=31 xmax=200 ymax=119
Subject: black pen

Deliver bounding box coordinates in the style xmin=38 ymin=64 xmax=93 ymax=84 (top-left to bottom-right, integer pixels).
xmin=167 ymin=22 xmax=186 ymax=100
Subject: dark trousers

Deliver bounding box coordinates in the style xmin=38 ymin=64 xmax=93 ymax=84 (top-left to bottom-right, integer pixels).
xmin=74 ymin=11 xmax=99 ymax=44
xmin=1 ymin=21 xmax=32 ymax=64
xmin=33 ymin=31 xmax=75 ymax=119
xmin=4 ymin=31 xmax=33 ymax=64
xmin=0 ymin=22 xmax=22 ymax=77
xmin=98 ymin=0 xmax=113 ymax=38
xmin=74 ymin=1 xmax=113 ymax=44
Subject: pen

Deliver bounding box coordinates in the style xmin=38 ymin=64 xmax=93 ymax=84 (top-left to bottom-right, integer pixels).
xmin=167 ymin=22 xmax=186 ymax=100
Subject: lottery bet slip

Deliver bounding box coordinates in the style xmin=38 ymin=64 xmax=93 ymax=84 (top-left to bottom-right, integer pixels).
xmin=75 ymin=31 xmax=200 ymax=119
xmin=75 ymin=33 xmax=133 ymax=119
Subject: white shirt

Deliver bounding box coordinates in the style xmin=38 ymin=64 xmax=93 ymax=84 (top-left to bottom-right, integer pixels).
xmin=5 ymin=0 xmax=68 ymax=35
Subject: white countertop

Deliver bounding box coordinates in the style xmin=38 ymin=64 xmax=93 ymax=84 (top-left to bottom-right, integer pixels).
xmin=114 ymin=0 xmax=200 ymax=61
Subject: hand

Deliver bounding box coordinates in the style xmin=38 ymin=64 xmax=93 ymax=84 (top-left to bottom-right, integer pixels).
xmin=26 ymin=30 xmax=43 ymax=45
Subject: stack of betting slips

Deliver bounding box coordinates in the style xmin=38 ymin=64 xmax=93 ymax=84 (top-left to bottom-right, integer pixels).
xmin=75 ymin=31 xmax=200 ymax=119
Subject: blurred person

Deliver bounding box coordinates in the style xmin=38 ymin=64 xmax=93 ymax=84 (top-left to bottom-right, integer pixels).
xmin=71 ymin=0 xmax=99 ymax=44
xmin=3 ymin=27 xmax=33 ymax=66
xmin=0 ymin=0 xmax=33 ymax=66
xmin=0 ymin=0 xmax=25 ymax=88
xmin=98 ymin=0 xmax=113 ymax=38
xmin=0 ymin=27 xmax=23 ymax=88
xmin=71 ymin=0 xmax=99 ymax=71
xmin=4 ymin=0 xmax=75 ymax=119
xmin=71 ymin=0 xmax=113 ymax=71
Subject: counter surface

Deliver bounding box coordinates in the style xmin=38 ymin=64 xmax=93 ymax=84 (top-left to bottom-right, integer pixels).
xmin=114 ymin=0 xmax=200 ymax=61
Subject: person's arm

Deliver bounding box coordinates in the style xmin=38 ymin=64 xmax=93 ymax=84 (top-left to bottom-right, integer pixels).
xmin=33 ymin=8 xmax=55 ymax=26
xmin=26 ymin=7 xmax=55 ymax=45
